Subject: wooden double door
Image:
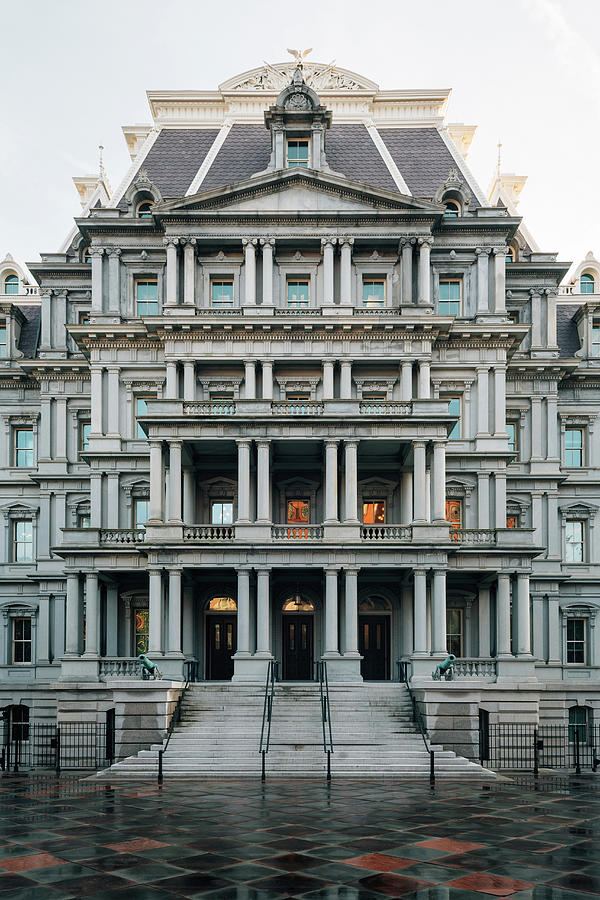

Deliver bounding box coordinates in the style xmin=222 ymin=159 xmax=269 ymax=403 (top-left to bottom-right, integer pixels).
xmin=359 ymin=615 xmax=391 ymax=680
xmin=206 ymin=615 xmax=237 ymax=680
xmin=282 ymin=615 xmax=313 ymax=680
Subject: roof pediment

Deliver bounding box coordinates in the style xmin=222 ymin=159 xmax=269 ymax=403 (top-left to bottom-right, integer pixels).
xmin=155 ymin=168 xmax=444 ymax=217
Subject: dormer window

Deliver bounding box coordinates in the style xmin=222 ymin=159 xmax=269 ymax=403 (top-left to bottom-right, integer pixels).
xmin=136 ymin=201 xmax=154 ymax=219
xmin=443 ymin=199 xmax=460 ymax=218
xmin=580 ymin=273 xmax=595 ymax=294
xmin=4 ymin=274 xmax=18 ymax=295
xmin=0 ymin=322 xmax=7 ymax=358
xmin=592 ymin=321 xmax=600 ymax=357
xmin=506 ymin=244 xmax=516 ymax=263
xmin=286 ymin=138 xmax=310 ymax=168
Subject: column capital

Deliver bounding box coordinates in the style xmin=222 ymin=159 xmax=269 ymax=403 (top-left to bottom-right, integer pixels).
xmin=418 ymin=236 xmax=434 ymax=249
xmin=529 ymin=288 xmax=543 ymax=298
xmin=493 ymin=246 xmax=508 ymax=257
xmin=168 ymin=439 xmax=183 ymax=449
xmin=235 ymin=565 xmax=252 ymax=574
xmin=236 ymin=438 xmax=252 ymax=448
xmin=324 ymin=566 xmax=341 ymax=575
xmin=340 ymin=358 xmax=353 ymax=367
xmin=88 ymin=247 xmax=104 ymax=259
xmin=166 ymin=566 xmax=183 ymax=575
xmin=344 ymin=439 xmax=359 ymax=449
xmin=255 ymin=567 xmax=271 ymax=575
xmin=344 ymin=566 xmax=361 ymax=575
xmin=399 ymin=236 xmax=416 ymax=249
xmin=413 ymin=440 xmax=426 ymax=449
xmin=260 ymin=238 xmax=275 ymax=247
xmin=106 ymin=247 xmax=122 ymax=258
xmin=475 ymin=247 xmax=490 ymax=257
xmin=244 ymin=358 xmax=256 ymax=366
xmin=107 ymin=364 xmax=121 ymax=374
xmin=431 ymin=567 xmax=447 ymax=576
xmin=163 ymin=237 xmax=179 ymax=247
xmin=242 ymin=238 xmax=258 ymax=247
xmin=413 ymin=568 xmax=427 ymax=577
xmin=262 ymin=358 xmax=273 ymax=368
xmin=256 ymin=438 xmax=271 ymax=448
xmin=320 ymin=237 xmax=337 ymax=249
xmin=183 ymin=237 xmax=196 ymax=248
xmin=340 ymin=237 xmax=354 ymax=247
xmin=325 ymin=439 xmax=339 ymax=449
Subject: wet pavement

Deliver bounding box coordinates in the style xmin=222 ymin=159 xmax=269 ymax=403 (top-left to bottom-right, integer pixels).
xmin=0 ymin=773 xmax=599 ymax=898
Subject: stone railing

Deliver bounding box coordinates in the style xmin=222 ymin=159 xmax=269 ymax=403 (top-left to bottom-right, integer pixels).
xmin=100 ymin=529 xmax=146 ymax=544
xmin=271 ymin=525 xmax=324 ymax=540
xmin=450 ymin=529 xmax=497 ymax=545
xmin=361 ymin=525 xmax=412 ymax=541
xmin=359 ymin=401 xmax=411 ymax=416
xmin=354 ymin=307 xmax=398 ymax=315
xmin=99 ymin=658 xmax=142 ymax=678
xmin=453 ymin=658 xmax=497 ymax=678
xmin=274 ymin=307 xmax=323 ymax=315
xmin=271 ymin=401 xmax=324 ymax=416
xmin=184 ymin=401 xmax=236 ymax=416
xmin=184 ymin=525 xmax=234 ymax=541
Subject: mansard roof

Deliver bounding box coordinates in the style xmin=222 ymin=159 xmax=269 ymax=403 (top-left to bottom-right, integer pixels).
xmin=556 ymin=304 xmax=581 ymax=358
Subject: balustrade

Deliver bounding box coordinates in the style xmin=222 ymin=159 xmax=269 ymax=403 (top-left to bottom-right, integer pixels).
xmin=359 ymin=401 xmax=411 ymax=416
xmin=184 ymin=525 xmax=234 ymax=541
xmin=99 ymin=658 xmax=142 ymax=678
xmin=452 ymin=658 xmax=497 ymax=678
xmin=184 ymin=401 xmax=236 ymax=416
xmin=271 ymin=401 xmax=324 ymax=416
xmin=271 ymin=525 xmax=323 ymax=540
xmin=450 ymin=528 xmax=496 ymax=545
xmin=100 ymin=529 xmax=145 ymax=544
xmin=361 ymin=525 xmax=412 ymax=541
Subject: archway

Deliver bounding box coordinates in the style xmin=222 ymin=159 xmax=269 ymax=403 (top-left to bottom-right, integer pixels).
xmin=359 ymin=596 xmax=392 ymax=680
xmin=205 ymin=596 xmax=237 ymax=680
xmin=281 ymin=595 xmax=315 ymax=681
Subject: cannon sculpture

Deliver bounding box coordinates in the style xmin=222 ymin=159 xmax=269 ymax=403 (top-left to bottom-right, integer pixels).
xmin=432 ymin=654 xmax=456 ymax=681
xmin=138 ymin=653 xmax=163 ymax=680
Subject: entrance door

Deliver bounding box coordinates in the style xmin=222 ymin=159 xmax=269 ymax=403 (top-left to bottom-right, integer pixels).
xmin=206 ymin=615 xmax=236 ymax=680
xmin=282 ymin=615 xmax=313 ymax=680
xmin=359 ymin=615 xmax=390 ymax=680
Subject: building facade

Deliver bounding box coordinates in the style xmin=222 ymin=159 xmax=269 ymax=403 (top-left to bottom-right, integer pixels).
xmin=1 ymin=60 xmax=599 ymax=759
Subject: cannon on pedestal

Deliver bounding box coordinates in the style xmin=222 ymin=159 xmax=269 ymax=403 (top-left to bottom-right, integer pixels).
xmin=138 ymin=653 xmax=163 ymax=680
xmin=432 ymin=654 xmax=456 ymax=681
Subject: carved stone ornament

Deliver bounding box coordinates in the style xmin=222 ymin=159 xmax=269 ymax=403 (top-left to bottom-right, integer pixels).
xmin=223 ymin=61 xmax=376 ymax=93
xmin=284 ymin=91 xmax=311 ymax=110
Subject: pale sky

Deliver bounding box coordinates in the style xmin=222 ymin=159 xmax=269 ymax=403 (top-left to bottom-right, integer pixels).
xmin=1 ymin=0 xmax=599 ymax=277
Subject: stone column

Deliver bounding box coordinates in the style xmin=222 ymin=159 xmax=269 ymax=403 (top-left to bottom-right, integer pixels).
xmin=340 ymin=238 xmax=354 ymax=304
xmin=183 ymin=468 xmax=195 ymax=523
xmin=401 ymin=471 xmax=413 ymax=523
xmin=340 ymin=360 xmax=352 ymax=399
xmin=547 ymin=396 xmax=558 ymax=459
xmin=431 ymin=569 xmax=447 ymax=654
xmin=531 ymin=398 xmax=542 ymax=459
xmin=236 ymin=568 xmax=251 ymax=655
xmin=106 ymin=474 xmax=119 ymax=528
xmin=400 ymin=237 xmax=413 ymax=304
xmin=494 ymin=472 xmax=507 ymax=529
xmin=431 ymin=441 xmax=446 ymax=523
xmin=39 ymin=398 xmax=51 ymax=460
xmin=477 ymin=472 xmax=490 ymax=529
xmin=244 ymin=360 xmax=256 ymax=399
xmin=243 ymin=239 xmax=257 ymax=305
xmin=546 ymin=289 xmax=558 ymax=348
xmin=90 ymin=473 xmax=102 ymax=528
xmin=236 ymin=440 xmax=251 ymax=523
xmin=167 ymin=569 xmax=182 ymax=654
xmin=168 ymin=441 xmax=182 ymax=523
xmin=516 ymin=572 xmax=531 ymax=656
xmin=183 ymin=239 xmax=196 ymax=306
xmin=90 ymin=248 xmax=104 ymax=314
xmin=477 ymin=367 xmax=489 ymax=435
xmin=256 ymin=440 xmax=271 ymax=523
xmin=105 ymin=585 xmax=118 ymax=657
xmin=165 ymin=238 xmax=178 ymax=305
xmin=37 ymin=593 xmax=51 ymax=665
xmin=493 ymin=248 xmax=506 ymax=313
xmin=260 ymin=239 xmax=274 ymax=305
xmin=55 ymin=398 xmax=67 ymax=460
xmin=321 ymin=238 xmax=335 ymax=305
xmin=494 ymin=367 xmax=506 ymax=436
xmin=344 ymin=568 xmax=360 ymax=656
xmin=418 ymin=360 xmax=430 ymax=399
xmin=165 ymin=362 xmax=178 ymax=399
xmin=183 ymin=361 xmax=195 ymax=401
xmin=262 ymin=361 xmax=273 ymax=400
xmin=548 ymin=596 xmax=561 ymax=663
xmin=149 ymin=569 xmax=163 ymax=655
xmin=323 ymin=360 xmax=335 ymax=399
xmin=107 ymin=367 xmax=120 ymax=434
xmin=256 ymin=568 xmax=271 ymax=655
xmin=107 ymin=247 xmax=121 ymax=315
xmin=401 ymin=362 xmax=413 ymax=401
xmin=324 ymin=568 xmax=340 ymax=655
xmin=344 ymin=441 xmax=359 ymax=524
xmin=418 ymin=237 xmax=432 ymax=305
xmin=83 ymin=573 xmax=99 ymax=656
xmin=478 ymin=587 xmax=491 ymax=657
xmin=496 ymin=573 xmax=512 ymax=657
xmin=324 ymin=440 xmax=339 ymax=523
xmin=65 ymin=573 xmax=80 ymax=656
xmin=413 ymin=569 xmax=427 ymax=655
xmin=413 ymin=441 xmax=427 ymax=522
xmin=90 ymin=367 xmax=103 ymax=435
xmin=149 ymin=441 xmax=164 ymax=522
xmin=530 ymin=290 xmax=542 ymax=349
xmin=476 ymin=248 xmax=490 ymax=313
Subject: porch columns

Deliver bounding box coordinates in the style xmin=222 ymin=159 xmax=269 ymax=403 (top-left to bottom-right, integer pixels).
xmin=183 ymin=239 xmax=196 ymax=306
xmin=149 ymin=568 xmax=163 ymax=655
xmin=106 ymin=367 xmax=120 ymax=434
xmin=168 ymin=440 xmax=182 ymax=523
xmin=324 ymin=568 xmax=340 ymax=655
xmin=344 ymin=440 xmax=359 ymax=524
xmin=413 ymin=441 xmax=427 ymax=522
xmin=516 ymin=572 xmax=532 ymax=656
xmin=235 ymin=568 xmax=251 ymax=656
xmin=340 ymin=238 xmax=353 ymax=304
xmin=236 ymin=440 xmax=251 ymax=523
xmin=243 ymin=238 xmax=257 ymax=304
xmin=83 ymin=574 xmax=99 ymax=657
xmin=340 ymin=360 xmax=352 ymax=399
xmin=244 ymin=359 xmax=256 ymax=399
xmin=261 ymin=239 xmax=274 ymax=305
xmin=478 ymin=587 xmax=491 ymax=657
xmin=183 ymin=361 xmax=195 ymax=401
xmin=64 ymin=573 xmax=80 ymax=656
xmin=413 ymin=569 xmax=427 ymax=655
xmin=149 ymin=441 xmax=164 ymax=522
xmin=496 ymin=573 xmax=512 ymax=657
xmin=400 ymin=237 xmax=413 ymax=304
xmin=165 ymin=362 xmax=178 ymax=399
xmin=256 ymin=440 xmax=271 ymax=523
xmin=256 ymin=568 xmax=272 ymax=655
xmin=262 ymin=360 xmax=273 ymax=400
xmin=167 ymin=569 xmax=182 ymax=655
xmin=418 ymin=236 xmax=432 ymax=305
xmin=324 ymin=440 xmax=339 ymax=523
xmin=401 ymin=361 xmax=413 ymax=401
xmin=344 ymin=568 xmax=360 ymax=656
xmin=493 ymin=247 xmax=506 ymax=313
xmin=90 ymin=248 xmax=104 ymax=313
xmin=90 ymin=367 xmax=103 ymax=435
xmin=431 ymin=569 xmax=447 ymax=654
xmin=322 ymin=238 xmax=335 ymax=305
xmin=165 ymin=238 xmax=178 ymax=304
xmin=494 ymin=472 xmax=507 ymax=529
xmin=477 ymin=367 xmax=490 ymax=435
xmin=478 ymin=472 xmax=490 ymax=529
xmin=431 ymin=441 xmax=446 ymax=523
xmin=418 ymin=360 xmax=430 ymax=399
xmin=494 ymin=366 xmax=506 ymax=436
xmin=323 ymin=360 xmax=335 ymax=399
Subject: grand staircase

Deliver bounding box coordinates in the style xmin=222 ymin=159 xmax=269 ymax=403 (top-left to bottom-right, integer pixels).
xmin=101 ymin=683 xmax=495 ymax=779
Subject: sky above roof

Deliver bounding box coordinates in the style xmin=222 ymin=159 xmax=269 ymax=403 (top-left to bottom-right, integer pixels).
xmin=1 ymin=0 xmax=598 ymax=273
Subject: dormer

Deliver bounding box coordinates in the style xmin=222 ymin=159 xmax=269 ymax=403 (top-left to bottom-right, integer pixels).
xmin=263 ymin=65 xmax=332 ymax=173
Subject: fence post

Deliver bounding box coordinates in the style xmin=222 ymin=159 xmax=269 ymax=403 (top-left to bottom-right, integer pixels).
xmin=575 ymin=728 xmax=581 ymax=775
xmin=533 ymin=727 xmax=539 ymax=776
xmin=55 ymin=727 xmax=61 ymax=775
xmin=261 ymin=749 xmax=266 ymax=782
xmin=14 ymin=739 xmax=20 ymax=773
xmin=429 ymin=750 xmax=435 ymax=786
xmin=158 ymin=748 xmax=163 ymax=784
xmin=327 ymin=750 xmax=331 ymax=782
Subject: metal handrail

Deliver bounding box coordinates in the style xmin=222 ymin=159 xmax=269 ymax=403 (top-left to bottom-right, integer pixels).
xmin=400 ymin=664 xmax=435 ymax=785
xmin=316 ymin=660 xmax=334 ymax=780
xmin=259 ymin=659 xmax=278 ymax=780
xmin=158 ymin=676 xmax=190 ymax=783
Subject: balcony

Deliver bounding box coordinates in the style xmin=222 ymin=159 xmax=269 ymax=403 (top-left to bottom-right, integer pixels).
xmin=146 ymin=398 xmax=448 ymax=422
xmin=452 ymin=658 xmax=497 ymax=680
xmin=450 ymin=529 xmax=497 ymax=545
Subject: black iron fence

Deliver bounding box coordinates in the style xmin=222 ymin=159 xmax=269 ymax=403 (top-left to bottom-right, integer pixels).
xmin=481 ymin=723 xmax=600 ymax=773
xmin=1 ymin=722 xmax=114 ymax=773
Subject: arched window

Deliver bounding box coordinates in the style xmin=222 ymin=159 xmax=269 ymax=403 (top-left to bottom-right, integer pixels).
xmin=506 ymin=245 xmax=516 ymax=264
xmin=580 ymin=273 xmax=595 ymax=294
xmin=282 ymin=596 xmax=315 ymax=612
xmin=136 ymin=201 xmax=154 ymax=219
xmin=359 ymin=596 xmax=392 ymax=612
xmin=208 ymin=596 xmax=237 ymax=611
xmin=81 ymin=246 xmax=91 ymax=264
xmin=4 ymin=274 xmax=19 ymax=295
xmin=443 ymin=199 xmax=460 ymax=218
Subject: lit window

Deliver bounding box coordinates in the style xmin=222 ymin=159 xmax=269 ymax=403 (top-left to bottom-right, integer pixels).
xmin=287 ymin=279 xmax=310 ymax=308
xmin=446 ymin=499 xmax=462 ymax=529
xmin=363 ymin=500 xmax=385 ymax=524
xmin=439 ymin=278 xmax=461 ymax=315
xmin=362 ymin=279 xmax=386 ymax=308
xmin=14 ymin=428 xmax=34 ymax=467
xmin=592 ymin=322 xmax=600 ymax=357
xmin=446 ymin=396 xmax=461 ymax=439
xmin=209 ymin=596 xmax=237 ymax=611
xmin=79 ymin=311 xmax=90 ymax=325
xmin=565 ymin=520 xmax=584 ymax=562
xmin=135 ymin=279 xmax=158 ymax=315
xmin=210 ymin=278 xmax=234 ymax=308
xmin=134 ymin=608 xmax=149 ymax=655
xmin=566 ymin=620 xmax=586 ymax=665
xmin=78 ymin=513 xmax=91 ymax=528
xmin=286 ymin=392 xmax=311 ymax=401
xmin=565 ymin=428 xmax=584 ymax=467
xmin=134 ymin=498 xmax=150 ymax=529
xmin=79 ymin=421 xmax=91 ymax=454
xmin=135 ymin=394 xmax=155 ymax=438
xmin=287 ymin=499 xmax=309 ymax=524
xmin=506 ymin=245 xmax=516 ymax=264
xmin=580 ymin=273 xmax=594 ymax=294
xmin=443 ymin=199 xmax=460 ymax=218
xmin=506 ymin=514 xmax=519 ymax=529
xmin=13 ymin=520 xmax=33 ymax=562
xmin=286 ymin=139 xmax=309 ymax=168
xmin=136 ymin=201 xmax=154 ymax=219
xmin=4 ymin=274 xmax=19 ymax=295
xmin=506 ymin=420 xmax=519 ymax=453
xmin=12 ymin=618 xmax=32 ymax=663
xmin=0 ymin=323 xmax=7 ymax=358
xmin=211 ymin=501 xmax=233 ymax=525
xmin=447 ymin=609 xmax=463 ymax=656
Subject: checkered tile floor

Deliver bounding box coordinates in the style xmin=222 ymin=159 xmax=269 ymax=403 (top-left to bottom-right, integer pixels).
xmin=0 ymin=774 xmax=599 ymax=897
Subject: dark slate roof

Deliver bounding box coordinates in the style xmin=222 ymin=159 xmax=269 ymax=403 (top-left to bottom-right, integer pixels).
xmin=17 ymin=305 xmax=40 ymax=358
xmin=377 ymin=128 xmax=480 ymax=206
xmin=556 ymin=304 xmax=581 ymax=358
xmin=118 ymin=128 xmax=220 ymax=208
xmin=326 ymin=125 xmax=398 ymax=192
xmin=200 ymin=125 xmax=271 ymax=192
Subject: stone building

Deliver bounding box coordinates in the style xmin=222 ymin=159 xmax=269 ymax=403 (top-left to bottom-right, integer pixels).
xmin=1 ymin=59 xmax=599 ymax=761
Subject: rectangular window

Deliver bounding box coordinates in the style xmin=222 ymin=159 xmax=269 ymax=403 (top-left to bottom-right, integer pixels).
xmin=135 ymin=279 xmax=159 ymax=316
xmin=79 ymin=421 xmax=91 ymax=453
xmin=211 ymin=501 xmax=233 ymax=525
xmin=362 ymin=279 xmax=386 ymax=308
xmin=506 ymin=420 xmax=519 ymax=453
xmin=286 ymin=138 xmax=309 ymax=168
xmin=565 ymin=427 xmax=584 ymax=467
xmin=0 ymin=323 xmax=7 ymax=358
xmin=135 ymin=394 xmax=155 ymax=439
xmin=446 ymin=396 xmax=461 ymax=439
xmin=439 ymin=278 xmax=462 ymax=316
xmin=592 ymin=323 xmax=600 ymax=357
xmin=566 ymin=520 xmax=585 ymax=562
xmin=287 ymin=499 xmax=309 ymax=525
xmin=446 ymin=499 xmax=462 ymax=529
xmin=363 ymin=500 xmax=386 ymax=524
xmin=447 ymin=608 xmax=463 ymax=657
xmin=134 ymin=499 xmax=150 ymax=530
xmin=134 ymin=608 xmax=149 ymax=655
xmin=14 ymin=428 xmax=34 ymax=467
xmin=12 ymin=618 xmax=32 ymax=663
xmin=287 ymin=278 xmax=310 ymax=308
xmin=362 ymin=392 xmax=386 ymax=401
xmin=78 ymin=311 xmax=90 ymax=325
xmin=210 ymin=392 xmax=234 ymax=400
xmin=78 ymin=513 xmax=91 ymax=528
xmin=566 ymin=618 xmax=586 ymax=664
xmin=13 ymin=519 xmax=33 ymax=562
xmin=286 ymin=392 xmax=311 ymax=401
xmin=506 ymin=514 xmax=519 ymax=529
xmin=210 ymin=278 xmax=234 ymax=308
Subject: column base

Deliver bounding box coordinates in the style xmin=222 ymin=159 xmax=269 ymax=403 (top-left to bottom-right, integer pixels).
xmin=233 ymin=653 xmax=273 ymax=683
xmin=321 ymin=654 xmax=363 ymax=682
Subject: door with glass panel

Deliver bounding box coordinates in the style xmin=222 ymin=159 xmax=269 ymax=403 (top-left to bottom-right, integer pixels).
xmin=206 ymin=598 xmax=237 ymax=680
xmin=282 ymin=615 xmax=313 ymax=680
xmin=359 ymin=615 xmax=390 ymax=680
